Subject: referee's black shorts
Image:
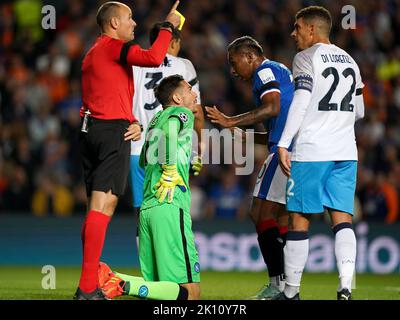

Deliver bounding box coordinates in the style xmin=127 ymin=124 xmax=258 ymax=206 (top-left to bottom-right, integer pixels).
xmin=79 ymin=118 xmax=131 ymax=197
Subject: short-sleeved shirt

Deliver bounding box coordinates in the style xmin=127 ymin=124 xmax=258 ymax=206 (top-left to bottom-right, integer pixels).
xmin=131 ymin=54 xmax=201 ymax=155
xmin=252 ymin=60 xmax=294 ymax=153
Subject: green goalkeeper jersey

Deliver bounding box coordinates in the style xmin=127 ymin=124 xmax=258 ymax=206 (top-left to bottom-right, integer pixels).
xmin=140 ymin=106 xmax=194 ymax=212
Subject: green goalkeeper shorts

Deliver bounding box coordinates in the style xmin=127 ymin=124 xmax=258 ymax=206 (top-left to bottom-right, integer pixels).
xmin=139 ymin=203 xmax=200 ymax=284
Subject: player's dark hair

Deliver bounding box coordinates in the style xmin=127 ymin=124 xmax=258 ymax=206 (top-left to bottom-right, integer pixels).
xmin=96 ymin=2 xmax=123 ymax=31
xmin=154 ymin=74 xmax=185 ymax=106
xmin=295 ymin=6 xmax=332 ymax=35
xmin=149 ymin=22 xmax=181 ymax=45
xmin=227 ymin=36 xmax=264 ymax=56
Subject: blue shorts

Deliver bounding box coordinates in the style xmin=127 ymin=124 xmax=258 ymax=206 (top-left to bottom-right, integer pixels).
xmin=286 ymin=161 xmax=357 ymax=215
xmin=130 ymin=155 xmax=145 ymax=208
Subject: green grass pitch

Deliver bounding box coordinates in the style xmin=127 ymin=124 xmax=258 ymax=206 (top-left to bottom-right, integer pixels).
xmin=0 ymin=266 xmax=399 ymax=300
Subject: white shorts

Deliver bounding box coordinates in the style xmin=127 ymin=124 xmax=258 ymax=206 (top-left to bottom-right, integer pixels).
xmin=253 ymin=152 xmax=288 ymax=204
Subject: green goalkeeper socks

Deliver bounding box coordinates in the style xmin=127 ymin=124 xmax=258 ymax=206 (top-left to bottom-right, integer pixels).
xmin=115 ymin=272 xmax=185 ymax=300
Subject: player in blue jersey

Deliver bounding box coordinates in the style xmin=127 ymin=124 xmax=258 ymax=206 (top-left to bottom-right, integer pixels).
xmin=206 ymin=36 xmax=294 ymax=299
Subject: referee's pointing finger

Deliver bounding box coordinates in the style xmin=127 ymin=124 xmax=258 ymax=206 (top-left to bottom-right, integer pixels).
xmin=168 ymin=0 xmax=180 ymax=14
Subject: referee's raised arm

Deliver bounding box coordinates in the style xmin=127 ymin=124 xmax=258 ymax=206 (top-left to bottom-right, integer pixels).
xmin=118 ymin=1 xmax=181 ymax=67
xmin=74 ymin=1 xmax=180 ymax=300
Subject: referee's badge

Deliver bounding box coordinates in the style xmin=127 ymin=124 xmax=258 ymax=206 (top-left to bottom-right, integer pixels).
xmin=179 ymin=112 xmax=188 ymax=123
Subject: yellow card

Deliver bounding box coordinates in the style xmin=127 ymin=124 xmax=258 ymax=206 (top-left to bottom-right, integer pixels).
xmin=175 ymin=10 xmax=186 ymax=30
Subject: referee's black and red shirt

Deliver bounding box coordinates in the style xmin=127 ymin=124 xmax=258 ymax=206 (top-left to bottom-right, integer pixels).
xmin=80 ymin=29 xmax=172 ymax=122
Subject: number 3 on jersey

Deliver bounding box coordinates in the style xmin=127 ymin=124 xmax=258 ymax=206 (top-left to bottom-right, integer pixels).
xmin=144 ymin=72 xmax=163 ymax=110
xmin=318 ymin=67 xmax=356 ymax=112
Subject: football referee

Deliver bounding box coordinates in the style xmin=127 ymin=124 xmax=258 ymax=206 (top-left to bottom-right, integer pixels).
xmin=74 ymin=1 xmax=181 ymax=300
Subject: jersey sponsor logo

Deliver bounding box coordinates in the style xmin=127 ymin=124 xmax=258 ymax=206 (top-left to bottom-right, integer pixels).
xmin=258 ymin=68 xmax=275 ymax=84
xmin=138 ymin=285 xmax=149 ymax=297
xmin=294 ymin=73 xmax=313 ymax=92
xmin=194 ymin=262 xmax=200 ymax=273
xmin=179 ymin=112 xmax=188 ymax=123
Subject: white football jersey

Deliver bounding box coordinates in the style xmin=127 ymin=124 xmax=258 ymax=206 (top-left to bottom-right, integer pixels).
xmin=131 ymin=54 xmax=201 ymax=155
xmin=284 ymin=43 xmax=364 ymax=161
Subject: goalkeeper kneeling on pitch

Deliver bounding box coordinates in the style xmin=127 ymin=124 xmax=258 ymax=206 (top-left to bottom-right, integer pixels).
xmin=100 ymin=74 xmax=203 ymax=300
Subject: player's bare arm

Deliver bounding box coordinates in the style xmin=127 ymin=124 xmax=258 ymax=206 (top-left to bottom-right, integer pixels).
xmin=206 ymin=92 xmax=280 ymax=128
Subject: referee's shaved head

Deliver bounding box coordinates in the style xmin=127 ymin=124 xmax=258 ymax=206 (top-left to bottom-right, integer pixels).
xmin=96 ymin=1 xmax=129 ymax=31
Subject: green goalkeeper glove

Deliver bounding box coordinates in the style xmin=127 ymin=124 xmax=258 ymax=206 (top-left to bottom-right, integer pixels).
xmin=155 ymin=164 xmax=187 ymax=203
xmin=191 ymin=155 xmax=203 ymax=176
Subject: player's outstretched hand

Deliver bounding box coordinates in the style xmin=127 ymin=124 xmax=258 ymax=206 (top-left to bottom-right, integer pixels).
xmin=155 ymin=164 xmax=187 ymax=203
xmin=278 ymin=147 xmax=291 ymax=177
xmin=205 ymin=105 xmax=233 ymax=128
xmin=124 ymin=122 xmax=142 ymax=141
xmin=165 ymin=0 xmax=181 ymax=28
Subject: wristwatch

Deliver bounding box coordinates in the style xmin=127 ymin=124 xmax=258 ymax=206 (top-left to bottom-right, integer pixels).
xmin=160 ymin=21 xmax=174 ymax=33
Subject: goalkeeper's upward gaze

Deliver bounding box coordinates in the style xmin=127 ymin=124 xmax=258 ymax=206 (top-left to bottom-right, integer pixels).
xmin=138 ymin=74 xmax=203 ymax=299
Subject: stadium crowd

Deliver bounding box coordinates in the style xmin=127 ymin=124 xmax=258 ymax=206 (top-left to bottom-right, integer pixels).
xmin=0 ymin=0 xmax=399 ymax=223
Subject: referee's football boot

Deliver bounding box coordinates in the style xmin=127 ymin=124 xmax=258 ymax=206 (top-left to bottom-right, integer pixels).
xmin=337 ymin=288 xmax=352 ymax=300
xmin=271 ymin=292 xmax=300 ymax=300
xmin=73 ymin=287 xmax=110 ymax=300
xmin=249 ymin=284 xmax=281 ymax=300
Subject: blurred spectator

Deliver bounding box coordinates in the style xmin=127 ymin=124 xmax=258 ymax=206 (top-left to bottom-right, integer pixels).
xmin=358 ymin=171 xmax=399 ymax=223
xmin=1 ymin=164 xmax=30 ymax=212
xmin=31 ymin=170 xmax=74 ymax=217
xmin=189 ymin=178 xmax=207 ymax=220
xmin=205 ymin=166 xmax=248 ymax=220
xmin=28 ymin=103 xmax=60 ymax=150
xmin=13 ymin=0 xmax=43 ymax=44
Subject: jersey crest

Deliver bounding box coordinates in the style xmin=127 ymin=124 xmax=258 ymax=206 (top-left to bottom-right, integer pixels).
xmin=179 ymin=112 xmax=188 ymax=123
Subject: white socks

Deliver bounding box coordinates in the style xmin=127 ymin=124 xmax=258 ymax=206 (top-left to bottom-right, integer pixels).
xmin=334 ymin=226 xmax=356 ymax=292
xmin=283 ymin=233 xmax=309 ymax=298
xmin=282 ymin=225 xmax=356 ymax=298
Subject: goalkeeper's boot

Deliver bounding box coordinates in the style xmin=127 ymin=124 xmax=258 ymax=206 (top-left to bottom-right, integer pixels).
xmin=102 ymin=275 xmax=126 ymax=299
xmin=98 ymin=261 xmax=114 ymax=288
xmin=73 ymin=287 xmax=110 ymax=300
xmin=337 ymin=288 xmax=352 ymax=300
xmin=271 ymin=292 xmax=300 ymax=300
xmin=248 ymin=283 xmax=281 ymax=300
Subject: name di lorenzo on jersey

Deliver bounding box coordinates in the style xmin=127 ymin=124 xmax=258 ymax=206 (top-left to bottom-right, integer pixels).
xmin=320 ymin=53 xmax=352 ymax=64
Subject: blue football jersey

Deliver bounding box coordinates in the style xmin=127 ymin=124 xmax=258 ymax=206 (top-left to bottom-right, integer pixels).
xmin=252 ymin=59 xmax=294 ymax=152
